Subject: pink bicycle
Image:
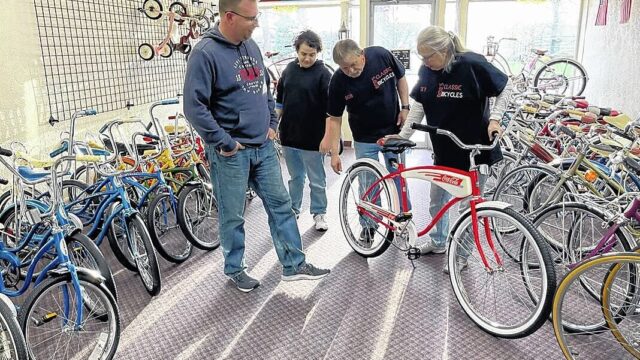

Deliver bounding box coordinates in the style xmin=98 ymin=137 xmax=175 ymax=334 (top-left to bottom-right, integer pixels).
xmin=338 ymin=123 xmax=556 ymax=338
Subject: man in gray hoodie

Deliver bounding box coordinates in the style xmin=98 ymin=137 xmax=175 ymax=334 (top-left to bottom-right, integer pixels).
xmin=183 ymin=0 xmax=330 ymax=293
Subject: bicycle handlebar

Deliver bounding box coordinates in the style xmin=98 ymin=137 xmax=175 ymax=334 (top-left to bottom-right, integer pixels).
xmin=0 ymin=147 xmax=13 ymax=157
xmin=410 ymin=123 xmax=500 ymax=151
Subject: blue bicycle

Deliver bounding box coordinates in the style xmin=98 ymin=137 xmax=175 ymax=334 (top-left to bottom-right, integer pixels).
xmin=0 ymin=148 xmax=120 ymax=359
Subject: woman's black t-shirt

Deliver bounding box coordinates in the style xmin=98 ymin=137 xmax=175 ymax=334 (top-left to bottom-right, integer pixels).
xmin=276 ymin=59 xmax=332 ymax=151
xmin=328 ymin=46 xmax=405 ymax=143
xmin=411 ymin=51 xmax=507 ymax=170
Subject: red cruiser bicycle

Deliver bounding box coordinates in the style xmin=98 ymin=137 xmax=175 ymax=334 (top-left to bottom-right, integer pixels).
xmin=338 ymin=123 xmax=556 ymax=338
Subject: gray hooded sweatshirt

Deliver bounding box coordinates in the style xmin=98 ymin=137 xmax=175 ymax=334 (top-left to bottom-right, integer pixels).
xmin=183 ymin=24 xmax=277 ymax=152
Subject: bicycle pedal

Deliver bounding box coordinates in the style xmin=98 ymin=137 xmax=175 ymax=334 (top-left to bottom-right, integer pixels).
xmin=32 ymin=312 xmax=58 ymax=326
xmin=407 ymin=247 xmax=421 ymax=260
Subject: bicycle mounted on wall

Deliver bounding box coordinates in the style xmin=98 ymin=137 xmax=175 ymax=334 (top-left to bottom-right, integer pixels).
xmin=137 ymin=0 xmax=218 ymax=60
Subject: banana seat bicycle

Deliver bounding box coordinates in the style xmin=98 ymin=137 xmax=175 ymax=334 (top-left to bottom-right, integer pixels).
xmin=339 ymin=123 xmax=556 ymax=338
xmin=0 ymin=149 xmax=120 ymax=359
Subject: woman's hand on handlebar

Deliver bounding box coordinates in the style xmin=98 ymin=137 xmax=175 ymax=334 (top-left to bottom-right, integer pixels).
xmin=488 ymin=119 xmax=502 ymax=140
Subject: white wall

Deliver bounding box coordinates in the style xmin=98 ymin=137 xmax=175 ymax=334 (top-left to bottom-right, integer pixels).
xmin=581 ymin=0 xmax=640 ymax=117
xmin=0 ymin=1 xmax=180 ymax=158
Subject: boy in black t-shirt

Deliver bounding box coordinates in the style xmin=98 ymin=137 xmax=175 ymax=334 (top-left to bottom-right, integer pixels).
xmin=319 ymin=39 xmax=410 ymax=244
xmin=276 ymin=30 xmax=332 ymax=231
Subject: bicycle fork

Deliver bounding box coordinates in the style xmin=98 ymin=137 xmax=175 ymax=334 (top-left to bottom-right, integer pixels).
xmin=468 ymin=200 xmax=504 ymax=272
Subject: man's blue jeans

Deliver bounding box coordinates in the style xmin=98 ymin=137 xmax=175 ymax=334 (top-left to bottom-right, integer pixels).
xmin=207 ymin=141 xmax=306 ymax=277
xmin=354 ymin=141 xmax=410 ymax=204
xmin=282 ymin=146 xmax=327 ymax=216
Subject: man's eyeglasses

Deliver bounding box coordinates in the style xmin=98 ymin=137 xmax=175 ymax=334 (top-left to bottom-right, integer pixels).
xmin=227 ymin=10 xmax=261 ymax=22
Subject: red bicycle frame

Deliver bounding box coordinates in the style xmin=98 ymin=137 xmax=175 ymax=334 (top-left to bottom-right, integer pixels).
xmin=356 ymin=161 xmax=504 ymax=270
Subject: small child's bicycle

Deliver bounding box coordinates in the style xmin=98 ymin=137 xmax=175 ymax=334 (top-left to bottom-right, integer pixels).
xmin=138 ymin=0 xmax=214 ymax=60
xmin=339 ymin=123 xmax=556 ymax=338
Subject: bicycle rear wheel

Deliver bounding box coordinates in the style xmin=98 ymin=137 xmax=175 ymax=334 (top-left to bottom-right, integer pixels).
xmin=448 ymin=205 xmax=555 ymax=338
xmin=533 ymin=58 xmax=588 ymax=97
xmin=338 ymin=161 xmax=397 ymax=257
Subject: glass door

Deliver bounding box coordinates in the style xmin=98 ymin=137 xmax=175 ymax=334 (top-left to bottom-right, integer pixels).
xmin=370 ymin=0 xmax=433 ymax=146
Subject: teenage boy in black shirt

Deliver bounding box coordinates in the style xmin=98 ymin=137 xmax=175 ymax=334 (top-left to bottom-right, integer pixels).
xmin=276 ymin=30 xmax=332 ymax=231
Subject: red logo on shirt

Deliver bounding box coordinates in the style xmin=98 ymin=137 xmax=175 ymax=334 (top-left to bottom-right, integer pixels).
xmin=345 ymin=93 xmax=354 ymax=101
xmin=436 ymin=83 xmax=463 ymax=98
xmin=371 ymin=67 xmax=395 ymax=89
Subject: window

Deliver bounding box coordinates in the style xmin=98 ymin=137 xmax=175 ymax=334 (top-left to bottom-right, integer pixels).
xmin=252 ymin=5 xmax=342 ymax=67
xmin=466 ymin=0 xmax=581 ymax=73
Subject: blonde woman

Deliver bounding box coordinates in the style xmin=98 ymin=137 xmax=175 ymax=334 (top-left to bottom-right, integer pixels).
xmin=399 ymin=26 xmax=513 ymax=258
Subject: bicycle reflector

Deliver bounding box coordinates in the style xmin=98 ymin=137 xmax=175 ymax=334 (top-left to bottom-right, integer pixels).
xmin=584 ymin=169 xmax=598 ymax=183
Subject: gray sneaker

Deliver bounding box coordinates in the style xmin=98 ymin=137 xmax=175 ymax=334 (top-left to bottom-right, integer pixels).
xmin=442 ymin=257 xmax=468 ymax=274
xmin=230 ymin=271 xmax=260 ymax=292
xmin=418 ymin=238 xmax=446 ymax=255
xmin=357 ymin=227 xmax=377 ymax=248
xmin=282 ymin=263 xmax=330 ymax=281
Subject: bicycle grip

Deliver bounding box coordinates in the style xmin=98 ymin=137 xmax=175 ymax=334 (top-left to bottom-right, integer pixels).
xmin=49 ymin=141 xmax=69 ymax=158
xmin=490 ymin=130 xmax=500 ymax=140
xmin=161 ymin=98 xmax=180 ymax=105
xmin=599 ymin=107 xmax=612 ymax=116
xmin=0 ymin=147 xmax=13 ymax=157
xmin=0 ymin=178 xmax=8 ymax=186
xmin=84 ymin=109 xmax=97 ymax=116
xmin=98 ymin=123 xmax=109 ymax=134
xmin=411 ymin=123 xmax=437 ymax=133
xmin=142 ymin=133 xmax=161 ymax=141
xmin=556 ymin=125 xmax=576 ymax=139
xmin=146 ymin=121 xmax=153 ymax=131
xmin=542 ymin=94 xmax=562 ymax=104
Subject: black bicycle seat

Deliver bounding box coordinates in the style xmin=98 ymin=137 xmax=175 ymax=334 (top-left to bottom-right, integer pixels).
xmin=102 ymin=138 xmax=156 ymax=155
xmin=379 ymin=137 xmax=416 ymax=154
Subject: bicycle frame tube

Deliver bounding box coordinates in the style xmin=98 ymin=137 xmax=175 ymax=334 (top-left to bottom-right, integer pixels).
xmin=358 ymin=162 xmax=503 ymax=268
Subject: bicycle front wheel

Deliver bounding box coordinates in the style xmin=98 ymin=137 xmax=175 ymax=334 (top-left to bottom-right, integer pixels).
xmin=0 ymin=295 xmax=27 ymax=360
xmin=531 ymin=203 xmax=633 ymax=306
xmin=553 ymin=253 xmax=640 ymax=360
xmin=338 ymin=161 xmax=397 ymax=258
xmin=19 ymin=272 xmax=120 ymax=360
xmin=601 ymin=252 xmax=640 ymax=359
xmin=448 ymin=205 xmax=555 ymax=338
xmin=127 ymin=213 xmax=162 ymax=296
xmin=177 ymin=183 xmax=219 ymax=250
xmin=147 ymin=192 xmax=192 ymax=263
